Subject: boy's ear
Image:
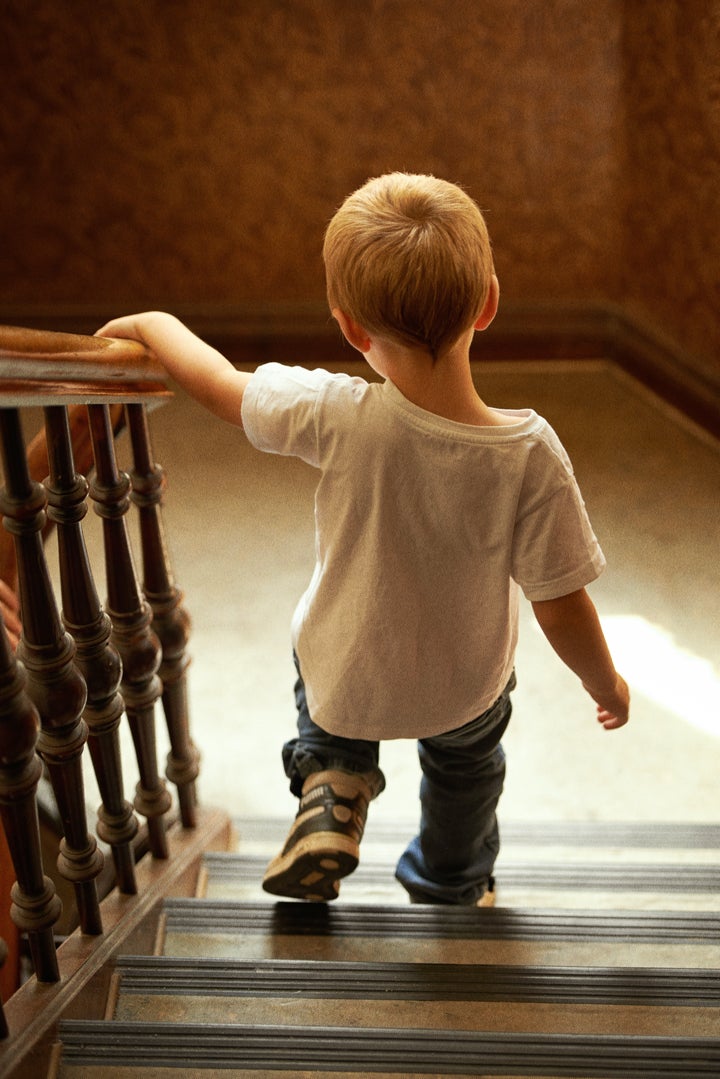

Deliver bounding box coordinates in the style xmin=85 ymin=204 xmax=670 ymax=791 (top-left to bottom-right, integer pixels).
xmin=332 ymin=309 xmax=372 ymax=353
xmin=474 ymin=274 xmax=500 ymax=332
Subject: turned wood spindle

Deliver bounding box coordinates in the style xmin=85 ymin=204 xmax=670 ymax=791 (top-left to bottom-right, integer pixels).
xmin=126 ymin=404 xmax=199 ymax=829
xmin=43 ymin=406 xmax=139 ymax=894
xmin=0 ymin=408 xmax=103 ymax=937
xmin=0 ymin=605 xmax=61 ymax=984
xmin=87 ymin=405 xmax=171 ymax=859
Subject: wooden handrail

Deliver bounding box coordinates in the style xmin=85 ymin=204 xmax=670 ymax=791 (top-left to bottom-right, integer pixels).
xmin=0 ymin=325 xmax=170 ymax=405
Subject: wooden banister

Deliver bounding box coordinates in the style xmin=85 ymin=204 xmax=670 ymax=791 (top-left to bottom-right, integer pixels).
xmin=0 ymin=325 xmax=170 ymax=405
xmin=0 ymin=325 xmax=197 ymax=1030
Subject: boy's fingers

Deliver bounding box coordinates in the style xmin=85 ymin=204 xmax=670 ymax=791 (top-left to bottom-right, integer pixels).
xmin=598 ymin=709 xmax=628 ymax=730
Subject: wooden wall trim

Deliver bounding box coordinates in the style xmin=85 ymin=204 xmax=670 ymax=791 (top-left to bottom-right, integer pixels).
xmin=0 ymin=302 xmax=716 ymax=437
xmin=604 ymin=306 xmax=720 ymax=438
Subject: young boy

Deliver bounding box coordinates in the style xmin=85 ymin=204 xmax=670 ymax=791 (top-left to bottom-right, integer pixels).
xmin=97 ymin=172 xmax=629 ymax=907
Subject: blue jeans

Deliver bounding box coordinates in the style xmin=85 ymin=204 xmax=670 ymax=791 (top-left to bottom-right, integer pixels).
xmin=282 ymin=656 xmax=515 ymax=905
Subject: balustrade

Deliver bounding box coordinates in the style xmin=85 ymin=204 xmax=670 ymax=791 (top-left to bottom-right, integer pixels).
xmin=44 ymin=405 xmax=139 ymax=894
xmin=0 ymin=325 xmax=196 ymax=1025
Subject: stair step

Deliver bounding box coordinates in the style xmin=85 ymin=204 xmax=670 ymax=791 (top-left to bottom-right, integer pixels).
xmin=55 ymin=1020 xmax=720 ymax=1077
xmin=202 ymin=851 xmax=720 ymax=907
xmin=164 ymin=898 xmax=720 ymax=943
xmin=215 ymin=820 xmax=720 ymax=911
xmin=114 ymin=954 xmax=720 ymax=1006
xmin=236 ymin=817 xmax=720 ymax=850
xmin=161 ymin=899 xmax=720 ymax=969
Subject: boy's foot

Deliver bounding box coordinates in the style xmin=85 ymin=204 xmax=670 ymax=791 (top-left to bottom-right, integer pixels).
xmin=262 ymin=769 xmax=372 ymax=901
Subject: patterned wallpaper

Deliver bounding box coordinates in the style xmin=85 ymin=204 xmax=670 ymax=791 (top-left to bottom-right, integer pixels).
xmin=2 ymin=0 xmax=717 ymax=381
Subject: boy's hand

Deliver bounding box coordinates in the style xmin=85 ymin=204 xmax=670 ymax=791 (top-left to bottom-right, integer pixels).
xmin=95 ymin=312 xmax=155 ymax=345
xmin=583 ymin=673 xmax=630 ymax=730
xmin=96 ymin=312 xmax=252 ymax=427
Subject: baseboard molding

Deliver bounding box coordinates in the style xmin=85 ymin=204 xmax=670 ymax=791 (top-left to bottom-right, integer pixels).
xmin=605 ymin=306 xmax=720 ymax=438
xmin=1 ymin=301 xmax=717 ymax=437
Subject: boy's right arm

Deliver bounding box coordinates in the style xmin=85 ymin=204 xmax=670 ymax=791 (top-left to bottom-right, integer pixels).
xmin=96 ymin=312 xmax=252 ymax=427
xmin=531 ymin=587 xmax=629 ymax=730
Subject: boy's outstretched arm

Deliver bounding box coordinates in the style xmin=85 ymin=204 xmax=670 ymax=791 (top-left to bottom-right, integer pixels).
xmin=96 ymin=312 xmax=251 ymax=427
xmin=531 ymin=587 xmax=629 ymax=729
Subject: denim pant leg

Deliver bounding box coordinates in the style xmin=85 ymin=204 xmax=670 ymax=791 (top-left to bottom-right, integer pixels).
xmin=281 ymin=655 xmax=386 ymax=798
xmin=395 ymin=672 xmax=516 ymax=904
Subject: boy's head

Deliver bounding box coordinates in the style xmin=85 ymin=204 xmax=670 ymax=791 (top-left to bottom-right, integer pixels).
xmin=323 ymin=173 xmax=494 ymax=359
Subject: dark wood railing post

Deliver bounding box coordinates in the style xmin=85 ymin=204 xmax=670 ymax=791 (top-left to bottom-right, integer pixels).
xmin=0 ymin=608 xmax=61 ymax=984
xmin=126 ymin=404 xmax=199 ymax=828
xmin=0 ymin=408 xmax=104 ymax=938
xmin=88 ymin=405 xmax=171 ymax=860
xmin=43 ymin=406 xmax=139 ymax=893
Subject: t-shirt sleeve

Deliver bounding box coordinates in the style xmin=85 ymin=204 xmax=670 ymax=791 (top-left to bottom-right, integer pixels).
xmin=241 ymin=362 xmax=331 ymax=466
xmin=511 ymin=435 xmax=606 ymax=602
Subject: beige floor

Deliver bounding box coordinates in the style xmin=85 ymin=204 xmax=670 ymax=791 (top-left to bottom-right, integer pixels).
xmin=70 ymin=357 xmax=719 ymax=836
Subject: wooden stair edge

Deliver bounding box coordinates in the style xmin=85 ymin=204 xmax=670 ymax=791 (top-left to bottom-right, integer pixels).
xmin=0 ymin=805 xmax=232 ymax=1079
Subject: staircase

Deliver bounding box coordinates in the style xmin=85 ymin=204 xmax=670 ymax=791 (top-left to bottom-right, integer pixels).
xmin=51 ymin=817 xmax=720 ymax=1078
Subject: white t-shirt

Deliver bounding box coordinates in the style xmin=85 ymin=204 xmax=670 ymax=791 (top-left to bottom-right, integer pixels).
xmin=242 ymin=363 xmax=605 ymax=740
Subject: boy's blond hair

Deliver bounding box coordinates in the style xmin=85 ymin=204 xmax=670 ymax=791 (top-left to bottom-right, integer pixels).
xmin=323 ymin=173 xmax=494 ymax=359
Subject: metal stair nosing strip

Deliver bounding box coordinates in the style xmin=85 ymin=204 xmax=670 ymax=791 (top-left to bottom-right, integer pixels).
xmin=204 ymin=853 xmax=720 ymax=892
xmin=162 ymin=898 xmax=720 ymax=944
xmin=233 ymin=818 xmax=720 ymax=850
xmin=113 ymin=954 xmax=720 ymax=1007
xmin=56 ymin=1020 xmax=720 ymax=1076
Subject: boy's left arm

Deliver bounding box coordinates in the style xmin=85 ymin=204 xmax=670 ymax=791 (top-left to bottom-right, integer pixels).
xmin=96 ymin=312 xmax=252 ymax=427
xmin=531 ymin=587 xmax=629 ymax=729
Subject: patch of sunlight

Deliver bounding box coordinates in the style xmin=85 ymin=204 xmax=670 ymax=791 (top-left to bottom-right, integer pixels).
xmin=601 ymin=615 xmax=720 ymax=739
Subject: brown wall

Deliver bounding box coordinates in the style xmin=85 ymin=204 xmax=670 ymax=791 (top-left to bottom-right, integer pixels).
xmin=621 ymin=1 xmax=720 ymax=381
xmin=1 ymin=0 xmax=622 ymax=305
xmin=2 ymin=0 xmax=718 ymax=388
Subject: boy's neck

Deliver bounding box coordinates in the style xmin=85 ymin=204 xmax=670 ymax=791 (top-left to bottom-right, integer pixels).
xmin=367 ymin=334 xmax=508 ymax=428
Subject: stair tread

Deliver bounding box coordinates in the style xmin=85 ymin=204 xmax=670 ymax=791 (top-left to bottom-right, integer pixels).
xmin=208 ymin=829 xmax=720 ymax=912
xmin=203 ymin=851 xmax=720 ymax=893
xmin=111 ymin=954 xmax=720 ymax=1031
xmin=234 ymin=818 xmax=720 ymax=850
xmin=56 ymin=1019 xmax=720 ymax=1077
xmin=164 ymin=898 xmax=720 ymax=941
xmin=160 ymin=899 xmax=720 ymax=970
xmin=114 ymin=954 xmax=720 ymax=1004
